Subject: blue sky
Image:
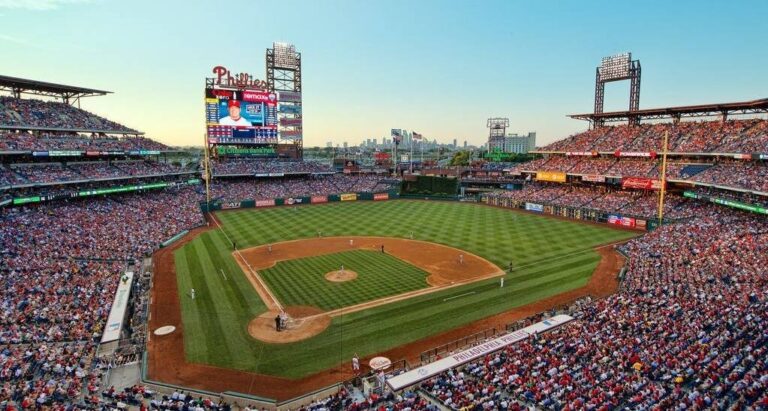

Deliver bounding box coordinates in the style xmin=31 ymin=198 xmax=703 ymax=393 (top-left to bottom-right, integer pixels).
xmin=1 ymin=0 xmax=766 ymax=147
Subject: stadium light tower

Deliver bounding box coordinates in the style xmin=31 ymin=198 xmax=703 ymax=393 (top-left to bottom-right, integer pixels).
xmin=486 ymin=118 xmax=509 ymax=153
xmin=594 ymin=52 xmax=641 ymax=126
xmin=266 ymin=42 xmax=303 ymax=158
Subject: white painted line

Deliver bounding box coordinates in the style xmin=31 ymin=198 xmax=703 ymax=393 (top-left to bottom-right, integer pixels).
xmin=443 ymin=291 xmax=476 ymax=302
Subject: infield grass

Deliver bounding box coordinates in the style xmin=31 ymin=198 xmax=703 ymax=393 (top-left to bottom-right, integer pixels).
xmin=260 ymin=250 xmax=429 ymax=310
xmin=173 ymin=200 xmax=638 ymax=378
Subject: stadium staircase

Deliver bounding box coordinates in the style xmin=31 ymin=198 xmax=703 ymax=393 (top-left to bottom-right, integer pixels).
xmin=677 ymin=163 xmax=712 ymax=178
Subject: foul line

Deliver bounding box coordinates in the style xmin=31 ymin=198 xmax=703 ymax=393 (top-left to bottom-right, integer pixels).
xmin=443 ymin=291 xmax=476 ymax=302
xmin=208 ymin=212 xmax=284 ymax=312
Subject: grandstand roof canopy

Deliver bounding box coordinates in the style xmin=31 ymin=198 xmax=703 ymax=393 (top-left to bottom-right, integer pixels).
xmin=569 ymin=98 xmax=768 ymax=123
xmin=0 ymin=75 xmax=111 ymax=101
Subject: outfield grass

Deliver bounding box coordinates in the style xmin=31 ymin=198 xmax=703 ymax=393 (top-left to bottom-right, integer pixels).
xmin=174 ymin=200 xmax=638 ymax=378
xmin=260 ymin=250 xmax=429 ymax=310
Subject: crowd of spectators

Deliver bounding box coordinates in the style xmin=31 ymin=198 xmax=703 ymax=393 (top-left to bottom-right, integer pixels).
xmin=0 ymin=132 xmax=168 ymax=152
xmin=210 ymin=175 xmax=396 ymax=202
xmin=690 ymin=160 xmax=768 ymax=193
xmin=539 ymin=119 xmax=768 ymax=154
xmin=212 ymin=159 xmax=334 ymax=175
xmin=0 ymin=97 xmax=136 ymax=132
xmin=1 ymin=161 xmax=190 ymax=185
xmin=397 ymin=203 xmax=767 ymax=410
xmin=0 ymin=187 xmax=203 ymax=408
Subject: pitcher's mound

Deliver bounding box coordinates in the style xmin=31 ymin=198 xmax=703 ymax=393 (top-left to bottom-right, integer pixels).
xmin=325 ymin=270 xmax=358 ymax=282
xmin=248 ymin=306 xmax=330 ymax=343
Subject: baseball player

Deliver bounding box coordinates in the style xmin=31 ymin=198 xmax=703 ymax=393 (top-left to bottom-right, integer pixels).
xmin=352 ymin=353 xmax=360 ymax=374
xmin=218 ymin=100 xmax=252 ymax=127
xmin=459 ymin=254 xmax=464 ymax=264
xmin=190 ymin=288 xmax=196 ymax=299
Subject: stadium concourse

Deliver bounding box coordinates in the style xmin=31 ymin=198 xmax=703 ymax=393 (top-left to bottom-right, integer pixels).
xmin=0 ymin=89 xmax=767 ymax=411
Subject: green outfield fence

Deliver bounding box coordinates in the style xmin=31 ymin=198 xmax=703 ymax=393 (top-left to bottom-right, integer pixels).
xmin=199 ymin=189 xmax=400 ymax=212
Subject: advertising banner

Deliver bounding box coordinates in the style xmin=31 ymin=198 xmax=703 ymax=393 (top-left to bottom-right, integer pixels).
xmin=373 ymin=193 xmax=389 ymax=201
xmin=536 ymin=171 xmax=567 ymax=183
xmin=608 ymin=215 xmax=637 ymax=228
xmin=101 ymin=271 xmax=134 ymax=344
xmin=733 ymin=154 xmax=751 ymax=160
xmin=614 ymin=151 xmax=657 ymax=159
xmin=311 ymin=195 xmax=328 ymax=204
xmin=387 ymin=315 xmax=574 ymax=391
xmin=255 ymin=199 xmax=275 ymax=207
xmin=340 ymin=193 xmax=358 ymax=202
xmin=280 ymin=118 xmax=303 ymax=126
xmin=565 ymin=151 xmax=598 ymax=157
xmin=622 ymin=177 xmax=664 ymax=190
xmin=525 ymin=203 xmax=544 ymax=212
xmin=49 ymin=150 xmax=82 ymax=157
xmin=581 ymin=174 xmax=606 ymax=183
xmin=216 ymin=146 xmax=276 ymax=157
xmin=281 ymin=130 xmax=303 ymax=137
xmin=220 ymin=201 xmax=243 ymax=210
xmin=241 ymin=91 xmax=278 ymax=104
xmin=278 ymin=91 xmax=302 ymax=102
xmin=636 ymin=219 xmax=647 ymax=230
xmin=278 ymin=105 xmax=302 ymax=114
xmin=284 ymin=197 xmax=306 ymax=205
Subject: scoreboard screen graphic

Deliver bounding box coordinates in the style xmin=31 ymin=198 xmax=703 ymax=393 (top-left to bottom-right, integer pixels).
xmin=205 ymin=88 xmax=278 ymax=142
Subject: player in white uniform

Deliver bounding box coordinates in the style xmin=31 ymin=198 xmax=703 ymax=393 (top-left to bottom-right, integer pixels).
xmin=219 ymin=100 xmax=252 ymax=127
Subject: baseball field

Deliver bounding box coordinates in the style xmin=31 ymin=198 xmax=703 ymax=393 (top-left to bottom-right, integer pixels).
xmin=157 ymin=200 xmax=638 ymax=384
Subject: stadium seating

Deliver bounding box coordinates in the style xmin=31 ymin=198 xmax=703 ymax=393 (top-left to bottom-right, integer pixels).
xmin=539 ymin=119 xmax=768 ymax=153
xmin=0 ymin=132 xmax=168 ymax=151
xmin=0 ymin=97 xmax=136 ymax=132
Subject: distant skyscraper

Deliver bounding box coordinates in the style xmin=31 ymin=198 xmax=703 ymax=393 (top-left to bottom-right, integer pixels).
xmin=453 ymin=139 xmax=457 ymax=148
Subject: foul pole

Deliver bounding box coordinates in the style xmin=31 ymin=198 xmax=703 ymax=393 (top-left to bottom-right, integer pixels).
xmin=657 ymin=131 xmax=669 ymax=225
xmin=203 ymin=134 xmax=211 ymax=205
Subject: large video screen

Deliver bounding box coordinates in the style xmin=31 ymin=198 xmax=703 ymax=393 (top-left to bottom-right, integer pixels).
xmin=205 ymin=88 xmax=278 ymax=142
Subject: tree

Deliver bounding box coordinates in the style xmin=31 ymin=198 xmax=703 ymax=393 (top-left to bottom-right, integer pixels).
xmin=449 ymin=150 xmax=470 ymax=166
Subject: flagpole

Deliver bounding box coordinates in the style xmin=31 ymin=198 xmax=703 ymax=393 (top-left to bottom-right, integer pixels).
xmin=410 ymin=132 xmax=413 ymax=173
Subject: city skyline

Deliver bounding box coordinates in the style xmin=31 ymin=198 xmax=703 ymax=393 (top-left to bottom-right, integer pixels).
xmin=1 ymin=0 xmax=767 ymax=148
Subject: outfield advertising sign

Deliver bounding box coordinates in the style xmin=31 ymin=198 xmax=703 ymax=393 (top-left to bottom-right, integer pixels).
xmin=525 ymin=203 xmax=544 ymax=212
xmin=311 ymin=195 xmax=328 ymax=204
xmin=608 ymin=215 xmax=637 ymax=228
xmin=340 ymin=193 xmax=358 ymax=202
xmin=255 ymin=199 xmax=275 ymax=207
xmin=373 ymin=193 xmax=389 ymax=201
xmin=221 ymin=201 xmax=243 ymax=210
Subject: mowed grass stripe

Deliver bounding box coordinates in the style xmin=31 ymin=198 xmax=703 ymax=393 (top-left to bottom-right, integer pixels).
xmin=174 ymin=201 xmax=638 ymax=377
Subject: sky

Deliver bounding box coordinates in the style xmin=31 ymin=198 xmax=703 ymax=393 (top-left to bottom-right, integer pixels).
xmin=1 ymin=0 xmax=767 ymax=148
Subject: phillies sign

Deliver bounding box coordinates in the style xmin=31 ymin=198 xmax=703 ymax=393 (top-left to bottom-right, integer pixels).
xmin=211 ymin=66 xmax=268 ymax=90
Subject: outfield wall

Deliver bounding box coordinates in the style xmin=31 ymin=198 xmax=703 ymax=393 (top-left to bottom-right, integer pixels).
xmin=199 ymin=190 xmax=400 ymax=212
xmin=481 ymin=194 xmax=661 ymax=231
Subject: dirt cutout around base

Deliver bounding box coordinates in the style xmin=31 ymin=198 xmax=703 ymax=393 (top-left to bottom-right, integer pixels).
xmin=325 ymin=270 xmax=358 ymax=282
xmin=248 ymin=306 xmax=331 ymax=344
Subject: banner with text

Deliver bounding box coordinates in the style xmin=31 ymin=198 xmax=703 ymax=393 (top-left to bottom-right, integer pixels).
xmin=622 ymin=177 xmax=664 ymax=190
xmin=536 ymin=171 xmax=567 ymax=183
xmin=340 ymin=193 xmax=358 ymax=202
xmin=387 ymin=315 xmax=573 ymax=391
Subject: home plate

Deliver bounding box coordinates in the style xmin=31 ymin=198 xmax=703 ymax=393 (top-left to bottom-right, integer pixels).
xmin=154 ymin=325 xmax=176 ymax=336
